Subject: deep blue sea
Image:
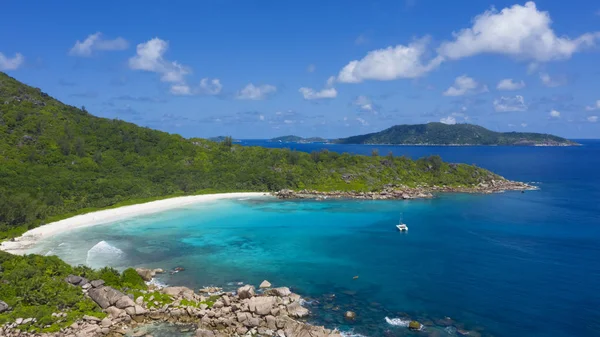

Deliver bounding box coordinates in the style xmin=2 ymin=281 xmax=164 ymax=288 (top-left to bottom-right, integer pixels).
xmin=29 ymin=140 xmax=600 ymax=337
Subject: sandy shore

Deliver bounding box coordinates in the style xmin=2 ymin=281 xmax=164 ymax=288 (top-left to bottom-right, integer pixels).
xmin=0 ymin=192 xmax=271 ymax=255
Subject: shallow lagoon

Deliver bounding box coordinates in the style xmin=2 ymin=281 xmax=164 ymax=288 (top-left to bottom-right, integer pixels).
xmin=29 ymin=141 xmax=600 ymax=337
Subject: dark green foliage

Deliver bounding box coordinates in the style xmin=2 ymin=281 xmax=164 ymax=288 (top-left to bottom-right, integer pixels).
xmin=0 ymin=252 xmax=106 ymax=331
xmin=334 ymin=122 xmax=577 ymax=145
xmin=0 ymin=72 xmax=502 ymax=238
xmin=120 ymin=268 xmax=146 ymax=290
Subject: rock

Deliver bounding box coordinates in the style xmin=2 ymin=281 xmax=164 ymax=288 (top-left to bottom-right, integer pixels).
xmin=162 ymin=286 xmax=194 ymax=299
xmin=115 ymin=296 xmax=136 ymax=309
xmin=15 ymin=318 xmax=23 ymax=325
xmin=344 ymin=311 xmax=356 ymax=320
xmin=352 ymin=276 xmax=359 ymax=280
xmin=284 ymin=319 xmax=341 ymax=337
xmin=198 ymin=286 xmax=222 ymax=294
xmin=135 ymin=268 xmax=155 ymax=281
xmin=286 ymin=302 xmax=309 ymax=318
xmin=268 ymin=287 xmax=292 ymax=297
xmin=259 ymin=280 xmax=272 ymax=288
xmin=0 ymin=300 xmax=10 ymax=313
xmin=83 ymin=315 xmax=101 ymax=322
xmin=195 ymin=329 xmax=215 ymax=337
xmin=91 ymin=280 xmax=105 ymax=288
xmin=88 ymin=286 xmax=126 ymax=309
xmin=237 ymin=285 xmax=256 ymax=299
xmin=135 ymin=296 xmax=144 ymax=305
xmin=265 ymin=315 xmax=277 ymax=330
xmin=248 ymin=296 xmax=278 ymax=316
xmin=66 ymin=275 xmax=83 ymax=285
xmin=100 ymin=317 xmax=112 ymax=328
xmin=105 ymin=306 xmax=123 ymax=319
xmin=22 ymin=318 xmax=33 ymax=324
xmin=408 ymin=321 xmax=422 ymax=330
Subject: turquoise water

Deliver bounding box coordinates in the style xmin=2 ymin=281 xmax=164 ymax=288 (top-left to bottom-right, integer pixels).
xmin=29 ymin=141 xmax=600 ymax=337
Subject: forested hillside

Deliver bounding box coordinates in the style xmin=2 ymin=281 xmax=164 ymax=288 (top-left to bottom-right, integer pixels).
xmin=0 ymin=72 xmax=501 ymax=238
xmin=335 ymin=123 xmax=577 ymax=145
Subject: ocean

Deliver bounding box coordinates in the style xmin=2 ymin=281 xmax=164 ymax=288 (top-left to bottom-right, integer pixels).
xmin=27 ymin=140 xmax=600 ymax=337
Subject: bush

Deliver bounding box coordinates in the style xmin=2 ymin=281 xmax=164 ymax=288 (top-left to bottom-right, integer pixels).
xmin=120 ymin=268 xmax=147 ymax=290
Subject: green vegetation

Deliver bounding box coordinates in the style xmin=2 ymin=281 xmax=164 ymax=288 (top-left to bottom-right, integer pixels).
xmin=0 ymin=72 xmax=507 ymax=239
xmin=207 ymin=136 xmax=240 ymax=143
xmin=131 ymin=290 xmax=173 ymax=309
xmin=334 ymin=122 xmax=578 ymax=146
xmin=270 ymin=135 xmax=328 ymax=143
xmin=0 ymin=252 xmax=119 ymax=332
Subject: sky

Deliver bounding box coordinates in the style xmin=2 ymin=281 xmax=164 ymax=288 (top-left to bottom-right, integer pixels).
xmin=1 ymin=0 xmax=599 ymax=139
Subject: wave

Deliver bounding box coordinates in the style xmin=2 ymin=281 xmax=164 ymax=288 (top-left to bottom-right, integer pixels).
xmin=147 ymin=278 xmax=168 ymax=289
xmin=385 ymin=317 xmax=410 ymax=327
xmin=86 ymin=241 xmax=124 ymax=267
xmin=338 ymin=329 xmax=369 ymax=337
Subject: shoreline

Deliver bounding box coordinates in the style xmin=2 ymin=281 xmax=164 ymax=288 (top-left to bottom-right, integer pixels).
xmin=0 ymin=192 xmax=272 ymax=255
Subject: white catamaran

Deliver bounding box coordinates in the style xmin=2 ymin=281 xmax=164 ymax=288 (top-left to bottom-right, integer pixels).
xmin=396 ymin=214 xmax=408 ymax=231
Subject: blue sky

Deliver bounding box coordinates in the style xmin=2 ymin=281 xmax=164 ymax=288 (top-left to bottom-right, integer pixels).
xmin=1 ymin=0 xmax=599 ymax=138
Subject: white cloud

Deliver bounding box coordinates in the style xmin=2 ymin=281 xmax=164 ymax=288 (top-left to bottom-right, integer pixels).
xmin=539 ymin=72 xmax=563 ymax=87
xmin=0 ymin=52 xmax=24 ymax=70
xmin=356 ymin=117 xmax=369 ymax=126
xmin=521 ymin=123 xmax=528 ymax=127
xmin=299 ymin=87 xmax=338 ymax=100
xmin=129 ymin=38 xmax=191 ymax=94
xmin=585 ymin=100 xmax=600 ymax=111
xmin=588 ymin=116 xmax=598 ymax=123
xmin=493 ymin=95 xmax=527 ymax=112
xmin=326 ymin=76 xmax=336 ymax=88
xmin=355 ymin=34 xmax=368 ymax=45
xmin=236 ymin=83 xmax=277 ymax=100
xmin=438 ymin=2 xmax=600 ymax=62
xmin=307 ymin=64 xmax=316 ymax=73
xmin=337 ymin=37 xmax=443 ymax=83
xmin=198 ymin=78 xmax=222 ymax=95
xmin=259 ymin=114 xmax=265 ymax=121
xmin=353 ymin=95 xmax=377 ymax=113
xmin=549 ymin=109 xmax=560 ymax=118
xmin=440 ymin=116 xmax=457 ymax=124
xmin=443 ymin=75 xmax=488 ymax=96
xmin=497 ymin=79 xmax=525 ymax=91
xmin=527 ymin=62 xmax=540 ymax=74
xmin=69 ymin=32 xmax=128 ymax=57
xmin=170 ymin=84 xmax=191 ymax=96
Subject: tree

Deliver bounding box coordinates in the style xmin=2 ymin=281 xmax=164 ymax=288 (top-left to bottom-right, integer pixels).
xmin=222 ymin=136 xmax=233 ymax=148
xmin=371 ymin=149 xmax=379 ymax=157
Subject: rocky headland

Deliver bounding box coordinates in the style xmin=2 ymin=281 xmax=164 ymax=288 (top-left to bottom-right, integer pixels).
xmin=274 ymin=179 xmax=533 ymax=201
xmin=0 ymin=270 xmax=341 ymax=337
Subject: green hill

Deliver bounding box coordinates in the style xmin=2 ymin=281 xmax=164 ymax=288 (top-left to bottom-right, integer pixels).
xmin=335 ymin=123 xmax=577 ymax=146
xmin=1 ymin=72 xmax=504 ymax=238
xmin=270 ymin=135 xmax=328 ymax=143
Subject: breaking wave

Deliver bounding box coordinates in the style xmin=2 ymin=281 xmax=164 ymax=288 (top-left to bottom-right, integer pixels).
xmin=385 ymin=317 xmax=410 ymax=327
xmin=86 ymin=241 xmax=124 ymax=268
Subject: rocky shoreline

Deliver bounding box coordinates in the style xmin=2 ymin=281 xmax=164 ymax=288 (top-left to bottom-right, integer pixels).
xmin=0 ymin=270 xmax=344 ymax=337
xmin=274 ymin=179 xmax=533 ymax=200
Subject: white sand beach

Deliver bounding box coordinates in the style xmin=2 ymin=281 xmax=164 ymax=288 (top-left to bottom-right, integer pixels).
xmin=0 ymin=192 xmax=270 ymax=254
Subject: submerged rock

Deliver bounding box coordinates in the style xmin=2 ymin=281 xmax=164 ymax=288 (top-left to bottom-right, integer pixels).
xmin=344 ymin=311 xmax=356 ymax=320
xmin=409 ymin=321 xmax=422 ymax=330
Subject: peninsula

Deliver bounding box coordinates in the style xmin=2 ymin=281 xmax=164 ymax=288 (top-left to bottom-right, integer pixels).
xmin=334 ymin=122 xmax=578 ymax=146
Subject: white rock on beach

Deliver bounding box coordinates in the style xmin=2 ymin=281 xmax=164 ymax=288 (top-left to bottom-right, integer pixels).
xmin=259 ymin=280 xmax=272 ymax=288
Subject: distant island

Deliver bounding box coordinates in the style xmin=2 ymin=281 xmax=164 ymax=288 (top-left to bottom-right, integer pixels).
xmin=270 ymin=135 xmax=329 ymax=143
xmin=334 ymin=123 xmax=578 ymax=146
xmin=208 ymin=136 xmax=241 ymax=143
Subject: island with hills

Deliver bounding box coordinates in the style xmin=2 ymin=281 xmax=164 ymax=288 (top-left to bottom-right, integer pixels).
xmin=0 ymin=72 xmax=530 ymax=336
xmin=269 ymin=135 xmax=328 ymax=143
xmin=334 ymin=122 xmax=578 ymax=146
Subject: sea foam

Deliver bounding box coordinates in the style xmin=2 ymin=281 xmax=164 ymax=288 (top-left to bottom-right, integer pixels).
xmin=385 ymin=316 xmax=411 ymax=327
xmin=86 ymin=240 xmax=124 ymax=267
